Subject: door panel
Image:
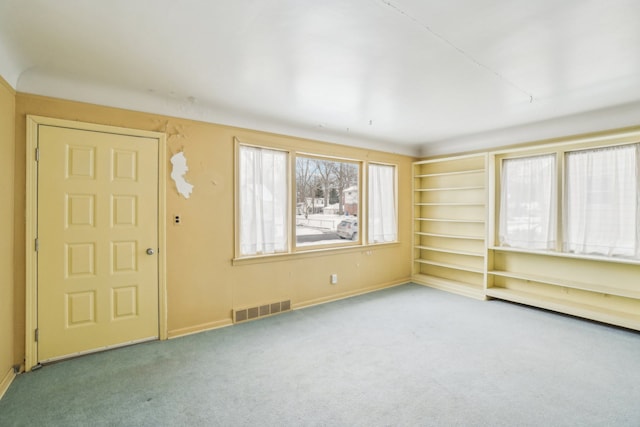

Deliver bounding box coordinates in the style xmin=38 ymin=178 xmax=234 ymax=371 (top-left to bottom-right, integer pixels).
xmin=37 ymin=125 xmax=159 ymax=362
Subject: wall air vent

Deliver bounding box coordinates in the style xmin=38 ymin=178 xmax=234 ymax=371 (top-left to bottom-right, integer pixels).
xmin=233 ymin=299 xmax=291 ymax=324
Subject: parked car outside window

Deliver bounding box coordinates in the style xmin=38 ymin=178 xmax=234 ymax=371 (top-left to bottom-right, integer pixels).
xmin=337 ymin=218 xmax=358 ymax=240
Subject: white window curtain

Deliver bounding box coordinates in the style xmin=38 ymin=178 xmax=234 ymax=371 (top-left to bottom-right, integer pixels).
xmin=368 ymin=163 xmax=397 ymax=243
xmin=239 ymin=146 xmax=288 ymax=256
xmin=564 ymin=144 xmax=639 ymax=258
xmin=499 ymin=154 xmax=556 ymax=250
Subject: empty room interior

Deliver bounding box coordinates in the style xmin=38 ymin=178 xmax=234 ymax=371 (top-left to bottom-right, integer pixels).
xmin=1 ymin=1 xmax=640 ymax=425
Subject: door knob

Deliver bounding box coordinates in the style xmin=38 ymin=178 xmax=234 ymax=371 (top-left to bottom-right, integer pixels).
xmin=146 ymin=248 xmax=155 ymax=255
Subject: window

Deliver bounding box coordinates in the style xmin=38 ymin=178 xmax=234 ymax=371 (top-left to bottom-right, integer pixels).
xmin=499 ymin=154 xmax=556 ymax=250
xmin=295 ymin=156 xmax=359 ymax=246
xmin=564 ymin=144 xmax=639 ymax=258
xmin=238 ymin=145 xmax=288 ymax=256
xmin=236 ymin=140 xmax=393 ymax=259
xmin=368 ymin=163 xmax=397 ymax=243
xmin=498 ymin=142 xmax=640 ymax=260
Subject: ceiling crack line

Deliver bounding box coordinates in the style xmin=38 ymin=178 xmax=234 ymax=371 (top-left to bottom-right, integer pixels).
xmin=380 ymin=0 xmax=535 ymax=103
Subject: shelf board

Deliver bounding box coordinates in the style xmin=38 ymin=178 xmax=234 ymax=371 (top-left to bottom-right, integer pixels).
xmin=489 ymin=246 xmax=640 ymax=267
xmin=415 ymin=218 xmax=484 ymax=224
xmin=415 ymin=259 xmax=483 ymax=274
xmin=486 ymin=287 xmax=640 ymax=331
xmin=414 ymin=168 xmax=485 ymax=178
xmin=412 ymin=274 xmax=487 ymax=300
xmin=415 ymin=231 xmax=484 ymax=241
xmin=414 ymin=202 xmax=485 ymax=207
xmin=415 ymin=186 xmax=484 ymax=192
xmin=415 ymin=245 xmax=484 ymax=257
xmin=488 ymin=270 xmax=640 ymax=300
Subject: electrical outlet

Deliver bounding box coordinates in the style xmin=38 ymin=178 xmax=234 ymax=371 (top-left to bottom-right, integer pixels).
xmin=330 ymin=274 xmax=338 ymax=284
xmin=174 ymin=215 xmax=181 ymax=225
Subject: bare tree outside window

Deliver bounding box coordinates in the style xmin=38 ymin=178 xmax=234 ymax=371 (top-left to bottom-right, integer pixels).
xmin=296 ymin=157 xmax=317 ymax=219
xmin=314 ymin=159 xmax=335 ymax=212
xmin=295 ymin=156 xmax=359 ymax=246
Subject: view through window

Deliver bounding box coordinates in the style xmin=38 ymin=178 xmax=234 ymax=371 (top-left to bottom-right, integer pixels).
xmin=295 ymin=156 xmax=359 ymax=246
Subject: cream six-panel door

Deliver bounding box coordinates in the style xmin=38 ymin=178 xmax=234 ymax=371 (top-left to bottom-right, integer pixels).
xmin=37 ymin=125 xmax=159 ymax=362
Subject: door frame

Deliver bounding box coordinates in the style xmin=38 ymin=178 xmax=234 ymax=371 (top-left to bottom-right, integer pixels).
xmin=25 ymin=115 xmax=168 ymax=371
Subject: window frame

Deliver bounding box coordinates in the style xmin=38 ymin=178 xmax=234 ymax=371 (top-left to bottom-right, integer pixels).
xmin=234 ymin=141 xmax=293 ymax=258
xmin=563 ymin=143 xmax=639 ymax=258
xmin=367 ymin=161 xmax=398 ymax=244
xmin=497 ymin=152 xmax=558 ymax=251
xmin=234 ymin=138 xmax=398 ymax=262
xmin=494 ymin=135 xmax=640 ymax=263
xmin=293 ymin=152 xmax=363 ymax=250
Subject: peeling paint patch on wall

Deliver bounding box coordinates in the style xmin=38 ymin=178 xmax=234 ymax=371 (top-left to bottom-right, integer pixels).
xmin=170 ymin=152 xmax=194 ymax=199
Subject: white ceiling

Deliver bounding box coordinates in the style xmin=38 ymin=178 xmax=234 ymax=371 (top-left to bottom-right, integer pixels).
xmin=1 ymin=0 xmax=640 ymax=156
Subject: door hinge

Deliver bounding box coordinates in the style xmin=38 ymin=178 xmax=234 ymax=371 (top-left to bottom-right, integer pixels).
xmin=35 ymin=147 xmax=40 ymax=161
xmin=35 ymin=238 xmax=39 ymax=252
xmin=34 ymin=328 xmax=39 ymax=342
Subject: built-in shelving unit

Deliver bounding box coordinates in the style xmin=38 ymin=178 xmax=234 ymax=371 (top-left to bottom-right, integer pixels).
xmin=412 ymin=154 xmax=488 ymax=300
xmin=486 ymin=248 xmax=640 ymax=330
xmin=412 ymin=128 xmax=640 ymax=332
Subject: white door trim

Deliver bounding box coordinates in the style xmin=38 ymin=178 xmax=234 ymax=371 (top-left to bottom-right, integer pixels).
xmin=25 ymin=115 xmax=167 ymax=371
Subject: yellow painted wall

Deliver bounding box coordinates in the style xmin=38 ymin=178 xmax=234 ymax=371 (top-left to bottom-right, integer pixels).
xmin=0 ymin=78 xmax=16 ymax=384
xmin=13 ymin=94 xmax=414 ymax=355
